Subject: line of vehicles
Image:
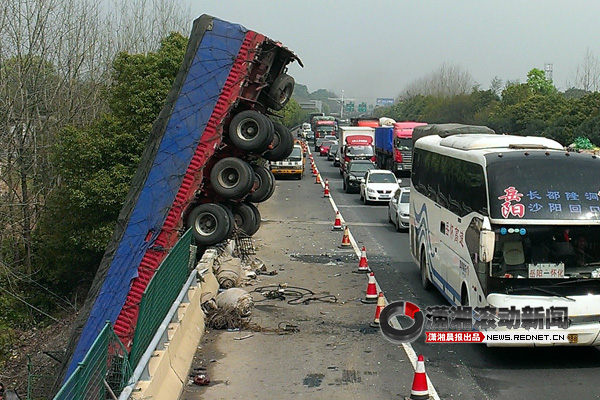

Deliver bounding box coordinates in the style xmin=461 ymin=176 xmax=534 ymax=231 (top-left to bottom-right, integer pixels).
xmin=309 ymin=114 xmax=600 ymax=347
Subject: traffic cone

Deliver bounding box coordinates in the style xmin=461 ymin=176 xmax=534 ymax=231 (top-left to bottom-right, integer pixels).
xmin=323 ymin=179 xmax=330 ymax=197
xmin=332 ymin=211 xmax=343 ymax=230
xmin=339 ymin=226 xmax=352 ymax=248
xmin=369 ymin=292 xmax=385 ymax=328
xmin=410 ymin=355 xmax=429 ymax=400
xmin=357 ymin=246 xmax=369 ymax=273
xmin=312 ymin=164 xmax=317 ymax=177
xmin=361 ymin=272 xmax=378 ymax=304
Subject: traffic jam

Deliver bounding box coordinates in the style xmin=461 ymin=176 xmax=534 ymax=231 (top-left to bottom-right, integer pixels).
xmin=291 ymin=115 xmax=600 ymax=397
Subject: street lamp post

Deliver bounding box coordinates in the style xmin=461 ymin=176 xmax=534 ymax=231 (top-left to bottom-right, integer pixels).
xmin=328 ymin=90 xmax=353 ymax=120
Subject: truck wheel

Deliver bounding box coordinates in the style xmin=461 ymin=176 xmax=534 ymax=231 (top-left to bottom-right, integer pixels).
xmin=247 ymin=164 xmax=275 ymax=203
xmin=210 ymin=157 xmax=254 ymax=199
xmin=187 ymin=203 xmax=234 ymax=245
xmin=267 ymin=73 xmax=294 ymax=111
xmin=232 ymin=202 xmax=258 ymax=235
xmin=262 ymin=122 xmax=294 ymax=161
xmin=229 ymin=110 xmax=274 ymax=152
xmin=245 ymin=202 xmax=261 ymax=236
xmin=235 ymin=202 xmax=261 ymax=236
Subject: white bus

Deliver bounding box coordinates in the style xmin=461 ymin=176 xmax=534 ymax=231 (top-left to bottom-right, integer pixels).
xmin=409 ymin=123 xmax=600 ymax=346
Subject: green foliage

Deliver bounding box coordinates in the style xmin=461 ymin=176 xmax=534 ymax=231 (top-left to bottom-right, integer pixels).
xmin=278 ymin=98 xmax=309 ymax=127
xmin=292 ymin=83 xmax=311 ymax=101
xmin=34 ymin=32 xmax=188 ymax=296
xmin=572 ymin=136 xmax=595 ymax=149
xmin=364 ymin=67 xmax=600 ymax=147
xmin=526 ymin=68 xmax=557 ymax=95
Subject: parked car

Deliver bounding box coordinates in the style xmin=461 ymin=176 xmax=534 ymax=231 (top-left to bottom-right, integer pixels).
xmin=327 ymin=143 xmax=339 ymax=161
xmin=342 ymin=160 xmax=376 ymax=193
xmin=320 ymin=140 xmax=337 ymax=156
xmin=359 ymin=169 xmax=400 ymax=204
xmin=388 ymin=187 xmax=410 ymax=231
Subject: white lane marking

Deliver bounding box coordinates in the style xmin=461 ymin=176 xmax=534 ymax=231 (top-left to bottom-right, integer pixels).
xmin=309 ymin=147 xmax=441 ymax=400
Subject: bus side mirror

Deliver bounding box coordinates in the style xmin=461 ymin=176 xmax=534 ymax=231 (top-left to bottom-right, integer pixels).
xmin=479 ymin=230 xmax=495 ymax=263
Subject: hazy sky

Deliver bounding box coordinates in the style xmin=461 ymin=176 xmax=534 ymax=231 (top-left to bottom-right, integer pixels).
xmin=185 ymin=1 xmax=600 ymax=104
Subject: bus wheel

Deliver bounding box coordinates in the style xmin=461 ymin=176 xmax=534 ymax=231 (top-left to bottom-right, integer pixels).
xmin=461 ymin=286 xmax=469 ymax=306
xmin=420 ymin=250 xmax=432 ymax=291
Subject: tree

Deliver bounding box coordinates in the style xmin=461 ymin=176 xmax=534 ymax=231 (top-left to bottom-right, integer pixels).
xmin=572 ymin=48 xmax=600 ymax=92
xmin=403 ymin=63 xmax=477 ymax=98
xmin=277 ymin=98 xmax=308 ymax=128
xmin=526 ymin=68 xmax=557 ymax=95
xmin=35 ymin=32 xmax=188 ymax=297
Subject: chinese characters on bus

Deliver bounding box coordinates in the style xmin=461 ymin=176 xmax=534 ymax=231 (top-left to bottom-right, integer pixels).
xmin=498 ymin=186 xmax=600 ymax=218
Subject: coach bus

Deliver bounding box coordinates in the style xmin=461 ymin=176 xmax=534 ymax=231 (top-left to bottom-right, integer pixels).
xmin=409 ymin=123 xmax=600 ymax=346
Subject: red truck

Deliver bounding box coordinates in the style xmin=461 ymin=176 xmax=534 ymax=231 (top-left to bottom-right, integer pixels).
xmin=338 ymin=126 xmax=376 ymax=175
xmin=312 ymin=115 xmax=338 ymax=139
xmin=63 ymin=14 xmax=302 ymax=381
xmin=374 ymin=121 xmax=427 ymax=175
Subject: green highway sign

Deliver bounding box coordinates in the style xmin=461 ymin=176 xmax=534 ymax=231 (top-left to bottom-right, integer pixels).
xmin=358 ymin=102 xmax=367 ymax=112
xmin=345 ymin=102 xmax=355 ymax=112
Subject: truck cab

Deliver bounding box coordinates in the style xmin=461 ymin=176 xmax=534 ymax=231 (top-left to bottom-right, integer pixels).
xmin=338 ymin=126 xmax=376 ymax=175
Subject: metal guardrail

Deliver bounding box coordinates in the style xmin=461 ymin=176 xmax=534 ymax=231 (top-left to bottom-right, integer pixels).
xmin=52 ymin=229 xmax=196 ymax=399
xmin=129 ymin=228 xmax=195 ymax=370
xmin=53 ymin=322 xmax=132 ymax=400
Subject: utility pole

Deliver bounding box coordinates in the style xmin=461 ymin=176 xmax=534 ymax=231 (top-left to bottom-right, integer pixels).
xmin=328 ymin=90 xmax=354 ymax=119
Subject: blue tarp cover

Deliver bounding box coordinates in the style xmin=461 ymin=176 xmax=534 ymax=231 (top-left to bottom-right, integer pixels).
xmin=66 ymin=15 xmax=247 ymax=378
xmin=375 ymin=126 xmax=393 ymax=153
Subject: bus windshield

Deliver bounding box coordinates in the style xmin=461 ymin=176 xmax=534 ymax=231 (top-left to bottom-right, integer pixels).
xmin=490 ymin=225 xmax=600 ymax=280
xmin=486 ymin=153 xmax=600 ymax=221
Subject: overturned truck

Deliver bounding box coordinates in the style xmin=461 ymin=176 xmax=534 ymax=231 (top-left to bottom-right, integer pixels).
xmin=61 ymin=14 xmax=302 ymax=382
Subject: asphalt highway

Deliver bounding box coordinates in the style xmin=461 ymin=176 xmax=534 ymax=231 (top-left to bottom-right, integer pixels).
xmin=311 ymin=147 xmax=600 ymax=400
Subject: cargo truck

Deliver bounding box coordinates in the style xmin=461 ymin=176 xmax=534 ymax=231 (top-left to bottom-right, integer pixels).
xmin=338 ymin=126 xmax=376 ymax=175
xmin=375 ymin=121 xmax=427 ymax=175
xmin=312 ymin=115 xmax=338 ymax=139
xmin=62 ymin=14 xmax=302 ymax=383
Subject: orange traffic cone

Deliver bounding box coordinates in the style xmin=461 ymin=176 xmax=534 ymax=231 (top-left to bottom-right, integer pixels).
xmin=370 ymin=292 xmax=385 ymax=328
xmin=357 ymin=246 xmax=369 ymax=273
xmin=332 ymin=211 xmax=343 ymax=230
xmin=410 ymin=355 xmax=429 ymax=400
xmin=324 ymin=179 xmax=330 ymax=197
xmin=312 ymin=166 xmax=317 ymax=177
xmin=339 ymin=226 xmax=352 ymax=248
xmin=315 ymin=173 xmax=321 ymax=184
xmin=361 ymin=272 xmax=378 ymax=304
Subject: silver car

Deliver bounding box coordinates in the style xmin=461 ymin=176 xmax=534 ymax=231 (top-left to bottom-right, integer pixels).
xmin=388 ymin=187 xmax=410 ymax=231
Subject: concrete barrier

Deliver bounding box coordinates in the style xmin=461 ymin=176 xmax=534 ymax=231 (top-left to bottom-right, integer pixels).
xmin=121 ymin=249 xmax=220 ymax=400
